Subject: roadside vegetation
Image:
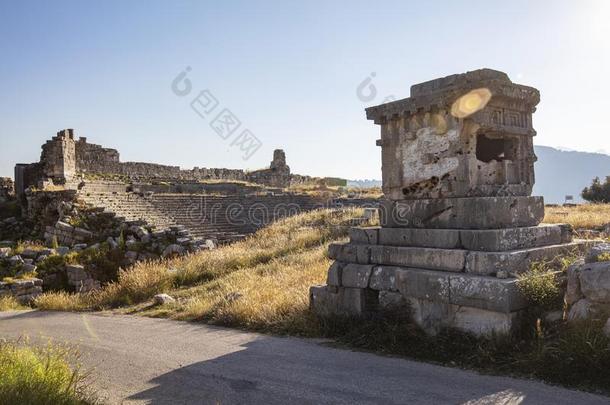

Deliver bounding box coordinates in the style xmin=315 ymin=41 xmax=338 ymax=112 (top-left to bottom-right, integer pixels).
xmin=0 ymin=296 xmax=26 ymax=311
xmin=0 ymin=339 xmax=97 ymax=405
xmin=29 ymin=205 xmax=610 ymax=395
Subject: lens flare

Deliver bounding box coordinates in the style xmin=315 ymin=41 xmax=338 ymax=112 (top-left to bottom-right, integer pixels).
xmin=451 ymin=88 xmax=492 ymax=118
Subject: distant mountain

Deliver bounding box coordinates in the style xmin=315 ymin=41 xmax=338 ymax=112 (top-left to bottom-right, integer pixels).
xmin=348 ymin=147 xmax=610 ymax=204
xmin=534 ymin=146 xmax=610 ymax=204
xmin=347 ymin=179 xmax=382 ymax=189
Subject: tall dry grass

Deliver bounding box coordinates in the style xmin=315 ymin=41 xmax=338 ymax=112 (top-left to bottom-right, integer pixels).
xmin=543 ymin=204 xmax=610 ymax=230
xmin=0 ymin=339 xmax=97 ymax=405
xmin=35 ymin=208 xmax=367 ymax=314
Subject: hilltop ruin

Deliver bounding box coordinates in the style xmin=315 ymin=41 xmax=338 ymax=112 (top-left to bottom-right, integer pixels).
xmin=14 ymin=129 xmax=296 ymax=195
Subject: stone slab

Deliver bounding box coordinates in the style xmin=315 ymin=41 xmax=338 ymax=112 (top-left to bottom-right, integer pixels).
xmin=465 ymin=241 xmax=592 ymax=276
xmin=373 ymin=224 xmax=571 ymax=251
xmin=379 ymin=196 xmax=544 ymax=229
xmin=328 ymin=243 xmax=370 ymax=264
xmin=370 ymin=245 xmax=467 ymax=272
xmin=452 ymin=306 xmax=520 ymax=336
xmin=369 ymin=265 xmax=401 ymax=291
xmin=341 ymin=264 xmax=374 ymax=288
xmin=394 ymin=267 xmax=528 ymax=313
xmin=449 ymin=273 xmax=528 ymax=313
xmin=310 ymin=286 xmax=378 ymax=316
xmin=459 ymin=224 xmax=571 ymax=251
xmin=378 ymin=228 xmax=461 ymax=249
xmin=326 ymin=261 xmax=344 ymax=287
xmin=349 ymin=227 xmax=379 ymax=245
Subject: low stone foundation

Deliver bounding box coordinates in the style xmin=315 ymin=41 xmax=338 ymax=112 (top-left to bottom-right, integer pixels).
xmin=0 ymin=278 xmax=43 ymax=304
xmin=311 ymin=220 xmax=591 ymax=335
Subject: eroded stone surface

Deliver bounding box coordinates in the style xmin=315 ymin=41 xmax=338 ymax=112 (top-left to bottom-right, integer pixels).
xmin=367 ymin=69 xmax=539 ymax=201
xmin=370 ymin=246 xmax=467 ymax=272
xmin=379 ymin=197 xmax=544 ymax=229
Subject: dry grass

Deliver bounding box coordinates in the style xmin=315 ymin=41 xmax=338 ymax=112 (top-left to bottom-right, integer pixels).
xmin=543 ymin=204 xmax=610 ymax=230
xmin=0 ymin=296 xmax=26 ymax=311
xmin=35 ymin=208 xmax=368 ymax=317
xmin=0 ymin=339 xmax=97 ymax=404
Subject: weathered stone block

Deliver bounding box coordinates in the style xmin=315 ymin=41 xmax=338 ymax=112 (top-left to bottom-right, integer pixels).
xmin=578 ymin=261 xmax=610 ymax=303
xmin=449 ymin=274 xmax=528 ymax=313
xmin=585 ymin=243 xmax=610 ymax=264
xmin=66 ymin=264 xmax=88 ymax=282
xmin=378 ymin=291 xmax=407 ymax=309
xmin=349 ymin=227 xmax=379 ymax=245
xmin=565 ymin=259 xmax=585 ymax=305
xmin=452 ymin=306 xmax=520 ymax=336
xmin=369 ymin=265 xmax=400 ymax=291
xmin=328 ymin=243 xmax=369 ymax=264
xmin=378 ymin=228 xmax=460 ymax=249
xmin=341 ymin=264 xmax=374 ymax=288
xmin=370 ymin=245 xmax=466 ymax=272
xmin=405 ymin=297 xmax=452 ymax=335
xmin=310 ymin=286 xmax=378 ymax=316
xmin=465 ymin=241 xmax=590 ymax=276
xmin=380 ymin=197 xmax=544 ymax=229
xmin=326 ymin=261 xmax=344 ymax=287
xmin=459 ymin=225 xmax=564 ymax=251
xmin=397 ymin=269 xmax=451 ymax=302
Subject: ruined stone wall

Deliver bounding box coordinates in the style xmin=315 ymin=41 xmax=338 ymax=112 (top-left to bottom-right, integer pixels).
xmin=75 ymin=137 xmax=121 ymax=174
xmin=40 ymin=129 xmax=76 ymax=180
xmin=246 ymin=149 xmax=291 ymax=187
xmin=14 ymin=163 xmax=43 ymax=197
xmin=18 ymin=130 xmax=309 ymax=190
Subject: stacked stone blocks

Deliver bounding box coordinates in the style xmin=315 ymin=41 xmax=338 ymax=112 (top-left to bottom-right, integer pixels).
xmin=310 ymin=69 xmax=590 ymax=336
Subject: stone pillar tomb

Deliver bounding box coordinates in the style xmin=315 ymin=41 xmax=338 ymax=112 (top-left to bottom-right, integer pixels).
xmin=310 ymin=69 xmax=589 ymax=335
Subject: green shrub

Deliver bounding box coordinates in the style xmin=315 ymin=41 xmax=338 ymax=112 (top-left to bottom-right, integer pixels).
xmin=517 ymin=261 xmax=562 ymax=311
xmin=582 ymin=176 xmax=610 ymax=203
xmin=0 ymin=340 xmax=97 ymax=405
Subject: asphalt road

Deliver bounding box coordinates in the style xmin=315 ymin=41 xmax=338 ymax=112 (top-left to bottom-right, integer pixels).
xmin=0 ymin=311 xmax=607 ymax=405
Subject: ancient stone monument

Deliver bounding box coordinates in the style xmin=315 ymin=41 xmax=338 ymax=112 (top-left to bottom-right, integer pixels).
xmin=310 ymin=69 xmax=589 ymax=335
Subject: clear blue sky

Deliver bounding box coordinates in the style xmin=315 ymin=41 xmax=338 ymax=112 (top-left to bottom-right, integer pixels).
xmin=1 ymin=0 xmax=609 ymax=179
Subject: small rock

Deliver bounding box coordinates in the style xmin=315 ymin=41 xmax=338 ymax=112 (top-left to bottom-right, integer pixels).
xmin=22 ymin=258 xmax=34 ymax=265
xmin=0 ymin=247 xmax=11 ymax=258
xmin=203 ymin=239 xmax=216 ymax=250
xmin=107 ymin=237 xmax=119 ymax=250
xmin=17 ymin=263 xmax=37 ymax=275
xmin=568 ymin=298 xmax=594 ymax=321
xmin=125 ymin=251 xmax=139 ymax=264
xmin=55 ymin=221 xmax=74 ymax=232
xmin=586 ymin=243 xmax=610 ymax=263
xmin=73 ymin=243 xmax=88 ymax=251
xmin=496 ymin=270 xmax=508 ymax=279
xmin=176 ymin=237 xmax=191 ymax=245
xmin=225 ymin=292 xmax=243 ymax=302
xmin=153 ymin=294 xmax=176 ymax=305
xmin=8 ymin=255 xmax=24 ymax=266
xmin=162 ymin=244 xmax=184 ymax=258
xmin=21 ymin=248 xmax=39 ymax=259
xmin=39 ymin=248 xmax=55 ymax=256
xmin=56 ymin=246 xmax=70 ymax=256
xmin=36 ymin=255 xmax=48 ymax=263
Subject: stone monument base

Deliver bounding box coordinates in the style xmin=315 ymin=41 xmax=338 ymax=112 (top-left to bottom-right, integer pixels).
xmin=310 ymin=221 xmax=592 ymax=336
